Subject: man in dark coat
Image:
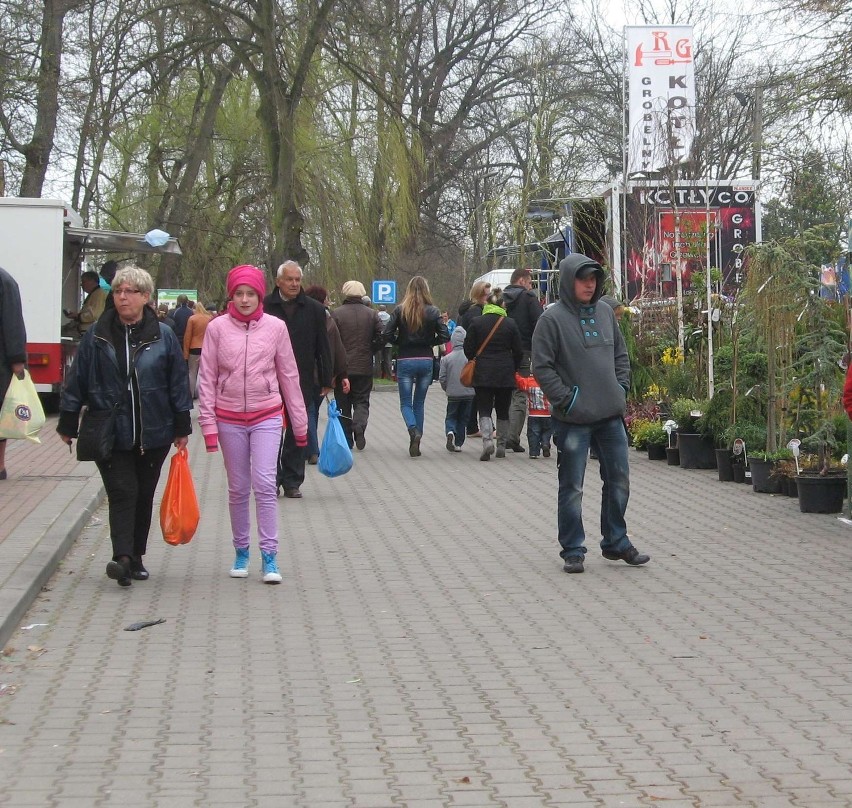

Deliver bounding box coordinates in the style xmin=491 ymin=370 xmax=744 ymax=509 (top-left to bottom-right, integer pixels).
xmin=264 ymin=261 xmax=333 ymax=498
xmin=0 ymin=266 xmax=27 ymax=479
xmin=171 ymin=294 xmax=193 ymax=342
xmin=502 ymin=268 xmax=542 ymax=452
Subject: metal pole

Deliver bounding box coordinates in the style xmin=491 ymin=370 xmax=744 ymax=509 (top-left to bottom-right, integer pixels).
xmin=706 ymin=205 xmax=714 ymax=398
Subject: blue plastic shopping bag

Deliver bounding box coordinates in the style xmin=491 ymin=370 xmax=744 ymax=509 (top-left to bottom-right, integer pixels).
xmin=318 ymin=399 xmax=353 ymax=478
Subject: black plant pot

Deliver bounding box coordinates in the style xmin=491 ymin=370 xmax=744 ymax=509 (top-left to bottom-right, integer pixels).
xmin=749 ymin=457 xmax=782 ymax=494
xmin=715 ymin=449 xmax=734 ymax=481
xmin=785 ymin=476 xmax=798 ymax=498
xmin=666 ymin=447 xmax=680 ymax=466
xmin=732 ymin=463 xmax=746 ymax=484
xmin=796 ymin=474 xmax=846 ymax=513
xmin=647 ymin=443 xmax=667 ymax=460
xmin=677 ymin=433 xmax=717 ymax=469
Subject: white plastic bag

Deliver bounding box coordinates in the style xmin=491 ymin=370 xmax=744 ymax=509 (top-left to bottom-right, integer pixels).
xmin=0 ymin=370 xmax=46 ymax=443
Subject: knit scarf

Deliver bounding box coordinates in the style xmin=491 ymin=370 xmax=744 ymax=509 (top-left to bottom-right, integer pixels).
xmin=226 ymin=301 xmax=264 ymax=323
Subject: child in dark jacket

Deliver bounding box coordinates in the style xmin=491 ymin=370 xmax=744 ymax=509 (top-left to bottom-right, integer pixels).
xmin=515 ymin=372 xmax=552 ymax=458
xmin=439 ymin=327 xmax=475 ymax=452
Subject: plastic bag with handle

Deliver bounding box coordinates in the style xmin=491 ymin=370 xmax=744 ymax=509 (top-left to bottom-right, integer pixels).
xmin=160 ymin=447 xmax=200 ymax=545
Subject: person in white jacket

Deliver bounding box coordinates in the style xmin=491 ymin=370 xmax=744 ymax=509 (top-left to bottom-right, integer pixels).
xmin=197 ymin=265 xmax=307 ymax=583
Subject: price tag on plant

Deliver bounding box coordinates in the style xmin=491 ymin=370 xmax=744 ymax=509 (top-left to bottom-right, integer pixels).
xmin=732 ymin=438 xmax=745 ymax=457
xmin=787 ymin=438 xmax=801 ymax=475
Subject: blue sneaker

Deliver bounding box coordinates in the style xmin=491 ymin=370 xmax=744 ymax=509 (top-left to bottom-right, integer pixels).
xmin=230 ymin=547 xmax=249 ymax=578
xmin=261 ymin=551 xmax=282 ymax=584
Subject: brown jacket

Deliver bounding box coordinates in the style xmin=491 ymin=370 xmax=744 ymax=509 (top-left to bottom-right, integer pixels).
xmin=183 ymin=312 xmax=213 ymax=358
xmin=331 ymin=298 xmax=382 ymax=376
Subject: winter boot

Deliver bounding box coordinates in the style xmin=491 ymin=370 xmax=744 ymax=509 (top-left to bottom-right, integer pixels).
xmin=408 ymin=426 xmax=422 ymax=457
xmin=261 ymin=551 xmax=282 ymax=584
xmin=479 ymin=416 xmax=495 ymax=461
xmin=230 ymin=546 xmax=250 ymax=578
xmin=495 ymin=419 xmax=510 ymax=458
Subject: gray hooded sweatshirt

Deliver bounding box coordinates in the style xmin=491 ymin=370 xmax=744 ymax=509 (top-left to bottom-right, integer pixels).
xmin=531 ymin=254 xmax=629 ymax=424
xmin=439 ymin=327 xmax=475 ymax=399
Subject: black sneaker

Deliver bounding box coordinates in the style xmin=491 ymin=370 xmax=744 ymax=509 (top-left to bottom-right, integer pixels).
xmin=446 ymin=432 xmax=456 ymax=452
xmin=506 ymin=440 xmax=526 ymax=453
xmin=562 ymin=556 xmax=584 ymax=574
xmin=602 ymin=546 xmax=650 ymax=565
xmin=542 ymin=446 xmax=551 ymax=458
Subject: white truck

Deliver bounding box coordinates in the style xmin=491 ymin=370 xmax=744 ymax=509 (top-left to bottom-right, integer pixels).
xmin=0 ymin=198 xmax=181 ymax=404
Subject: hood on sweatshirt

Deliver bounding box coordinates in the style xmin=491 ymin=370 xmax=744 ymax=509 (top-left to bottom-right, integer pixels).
xmin=557 ymin=254 xmax=605 ymax=306
xmin=450 ymin=326 xmax=466 ymax=350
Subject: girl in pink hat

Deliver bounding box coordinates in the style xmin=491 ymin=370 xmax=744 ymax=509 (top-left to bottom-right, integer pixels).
xmin=197 ymin=265 xmax=308 ymax=582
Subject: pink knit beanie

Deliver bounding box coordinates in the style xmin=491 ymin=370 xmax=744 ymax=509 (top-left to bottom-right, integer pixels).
xmin=226 ymin=264 xmax=266 ymax=299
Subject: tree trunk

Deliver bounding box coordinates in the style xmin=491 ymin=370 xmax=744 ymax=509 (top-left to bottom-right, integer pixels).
xmin=19 ymin=0 xmax=71 ymax=197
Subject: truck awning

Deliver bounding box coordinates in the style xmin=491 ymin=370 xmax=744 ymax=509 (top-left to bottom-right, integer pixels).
xmin=65 ymin=226 xmax=183 ymax=256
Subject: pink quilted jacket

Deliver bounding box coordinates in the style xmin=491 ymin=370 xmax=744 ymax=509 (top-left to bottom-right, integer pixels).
xmin=196 ymin=313 xmax=307 ymax=440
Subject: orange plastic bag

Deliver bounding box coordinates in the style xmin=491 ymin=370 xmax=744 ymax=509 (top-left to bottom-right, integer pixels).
xmin=160 ymin=447 xmax=200 ymax=545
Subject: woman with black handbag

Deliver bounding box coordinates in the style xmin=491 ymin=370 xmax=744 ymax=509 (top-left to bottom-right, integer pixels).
xmin=57 ymin=266 xmax=192 ymax=587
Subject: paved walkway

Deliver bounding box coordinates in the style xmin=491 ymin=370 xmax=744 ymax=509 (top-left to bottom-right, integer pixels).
xmin=2 ymin=390 xmax=852 ymax=806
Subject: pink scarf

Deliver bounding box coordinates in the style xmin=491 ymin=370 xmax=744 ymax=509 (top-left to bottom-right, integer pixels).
xmin=226 ymin=301 xmax=264 ymax=323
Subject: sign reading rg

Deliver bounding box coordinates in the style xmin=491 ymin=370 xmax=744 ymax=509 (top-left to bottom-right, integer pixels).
xmin=372 ymin=280 xmax=396 ymax=304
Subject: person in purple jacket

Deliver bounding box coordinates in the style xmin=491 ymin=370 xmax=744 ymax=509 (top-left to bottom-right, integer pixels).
xmin=197 ymin=265 xmax=307 ymax=584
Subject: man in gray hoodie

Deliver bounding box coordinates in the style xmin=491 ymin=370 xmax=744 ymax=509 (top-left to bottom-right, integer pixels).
xmin=531 ymin=254 xmax=650 ymax=574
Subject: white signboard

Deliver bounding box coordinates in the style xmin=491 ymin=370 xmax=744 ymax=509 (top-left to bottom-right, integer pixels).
xmin=626 ymin=25 xmax=696 ymax=174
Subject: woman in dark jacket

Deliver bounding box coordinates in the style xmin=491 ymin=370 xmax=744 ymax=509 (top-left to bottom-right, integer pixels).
xmin=57 ymin=266 xmax=192 ymax=587
xmin=463 ymin=288 xmax=522 ymax=461
xmin=383 ymin=276 xmax=450 ymax=457
xmin=457 ymin=279 xmax=491 ymax=437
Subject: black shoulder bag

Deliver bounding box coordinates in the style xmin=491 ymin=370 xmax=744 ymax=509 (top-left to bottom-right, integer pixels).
xmin=76 ymin=405 xmax=118 ymax=462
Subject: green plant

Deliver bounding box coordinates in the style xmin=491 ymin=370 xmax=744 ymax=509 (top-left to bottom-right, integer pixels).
xmin=671 ymin=397 xmax=708 ymax=434
xmin=721 ymin=420 xmax=766 ymax=453
xmin=742 ymin=240 xmax=811 ymax=451
xmin=766 ymin=448 xmax=794 ymax=462
xmin=643 ymin=421 xmax=668 ymax=447
xmin=790 ymin=294 xmax=847 ymax=472
xmin=629 ymin=419 xmax=668 ymax=449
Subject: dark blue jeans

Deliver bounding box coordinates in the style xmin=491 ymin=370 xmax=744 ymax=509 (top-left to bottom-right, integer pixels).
xmin=527 ymin=416 xmax=553 ymax=456
xmin=396 ymin=358 xmax=433 ymax=434
xmin=553 ymin=416 xmax=631 ymax=560
xmin=444 ymin=399 xmax=474 ymax=446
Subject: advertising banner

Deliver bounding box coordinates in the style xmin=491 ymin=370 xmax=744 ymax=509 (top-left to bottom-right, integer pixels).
xmin=623 ymin=183 xmax=757 ymax=300
xmin=626 ymin=26 xmax=696 ymax=174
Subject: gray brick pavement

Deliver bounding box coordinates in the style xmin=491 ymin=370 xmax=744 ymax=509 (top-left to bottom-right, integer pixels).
xmin=2 ymin=389 xmax=852 ymax=806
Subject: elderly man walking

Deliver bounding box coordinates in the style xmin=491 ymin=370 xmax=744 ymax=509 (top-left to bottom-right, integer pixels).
xmin=331 ymin=281 xmax=383 ymax=450
xmin=532 ymin=254 xmax=650 ymax=575
xmin=264 ymin=261 xmax=332 ymax=498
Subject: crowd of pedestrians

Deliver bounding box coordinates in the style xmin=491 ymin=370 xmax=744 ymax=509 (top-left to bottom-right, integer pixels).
xmin=0 ymin=251 xmax=656 ymax=588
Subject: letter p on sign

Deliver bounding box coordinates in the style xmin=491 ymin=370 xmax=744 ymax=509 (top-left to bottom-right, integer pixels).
xmin=372 ymin=280 xmax=396 ymax=304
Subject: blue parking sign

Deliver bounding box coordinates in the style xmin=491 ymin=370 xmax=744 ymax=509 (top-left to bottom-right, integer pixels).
xmin=372 ymin=280 xmax=396 ymax=304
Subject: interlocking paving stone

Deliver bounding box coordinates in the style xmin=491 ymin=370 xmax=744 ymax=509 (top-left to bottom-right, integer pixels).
xmin=3 ymin=392 xmax=852 ymax=805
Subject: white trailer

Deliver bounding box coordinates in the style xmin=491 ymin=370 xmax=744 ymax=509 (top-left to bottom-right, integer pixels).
xmin=0 ymin=198 xmax=181 ymax=400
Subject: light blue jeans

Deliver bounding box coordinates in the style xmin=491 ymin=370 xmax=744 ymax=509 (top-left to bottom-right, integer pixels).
xmin=552 ymin=416 xmax=631 ymax=560
xmin=218 ymin=416 xmax=282 ymax=554
xmin=396 ymin=358 xmax=433 ymax=434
